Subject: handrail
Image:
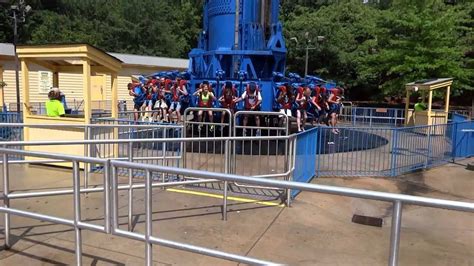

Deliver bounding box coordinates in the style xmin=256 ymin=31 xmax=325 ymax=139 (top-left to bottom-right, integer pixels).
xmin=0 ymin=123 xmax=183 ymax=129
xmin=110 ymin=160 xmax=474 ymax=212
xmin=109 ymin=160 xmax=473 ymax=266
xmin=0 ymin=147 xmax=277 ymax=265
xmin=0 ymin=135 xmax=291 ymax=146
xmin=0 ymin=147 xmax=106 ymax=164
xmin=1 ymin=146 xmax=473 ymax=265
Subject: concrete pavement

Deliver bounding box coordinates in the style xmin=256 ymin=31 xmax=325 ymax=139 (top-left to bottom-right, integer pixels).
xmin=0 ymin=158 xmax=473 ymax=265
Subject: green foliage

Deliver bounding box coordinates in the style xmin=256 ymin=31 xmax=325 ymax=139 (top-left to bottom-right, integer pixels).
xmin=283 ymin=0 xmax=473 ymax=99
xmin=360 ymin=0 xmax=474 ymax=97
xmin=284 ymin=0 xmax=380 ymax=98
xmin=1 ymin=0 xmax=472 ymax=100
xmin=2 ymin=0 xmax=202 ymax=58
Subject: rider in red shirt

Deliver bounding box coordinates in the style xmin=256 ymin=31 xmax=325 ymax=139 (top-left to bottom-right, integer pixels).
xmin=219 ymin=81 xmax=237 ymax=124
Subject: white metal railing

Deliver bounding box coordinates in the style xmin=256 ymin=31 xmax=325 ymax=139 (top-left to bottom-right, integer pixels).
xmin=0 ymin=147 xmax=473 ymax=265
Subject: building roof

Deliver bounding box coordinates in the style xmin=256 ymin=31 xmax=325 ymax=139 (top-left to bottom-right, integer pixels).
xmin=406 ymin=78 xmax=453 ymax=86
xmin=108 ymin=52 xmax=188 ymax=69
xmin=0 ymin=43 xmax=15 ymax=57
xmin=406 ymin=78 xmax=453 ymax=91
xmin=17 ymin=43 xmax=123 ymax=72
xmin=0 ymin=43 xmax=189 ymax=70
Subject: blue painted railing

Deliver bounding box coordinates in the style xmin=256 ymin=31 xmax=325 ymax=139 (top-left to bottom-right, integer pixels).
xmin=291 ymin=120 xmax=473 ymax=191
xmin=0 ymin=112 xmax=22 ymax=141
xmin=291 ymin=127 xmax=318 ymax=197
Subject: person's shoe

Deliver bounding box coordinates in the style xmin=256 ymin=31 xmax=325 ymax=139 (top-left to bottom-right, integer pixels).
xmin=141 ymin=116 xmax=147 ymax=122
xmin=243 ymin=129 xmax=247 ymax=137
xmin=256 ymin=129 xmax=261 ymax=136
xmin=198 ymin=125 xmax=202 ymax=131
xmin=210 ymin=125 xmax=215 ymax=132
xmin=332 ymin=129 xmax=339 ymax=134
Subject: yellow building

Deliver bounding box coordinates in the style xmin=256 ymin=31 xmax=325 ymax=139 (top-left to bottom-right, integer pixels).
xmin=0 ymin=43 xmax=188 ymax=111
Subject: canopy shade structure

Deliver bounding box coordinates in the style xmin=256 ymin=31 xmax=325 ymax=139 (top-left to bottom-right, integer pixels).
xmin=405 ymin=78 xmax=453 ymax=127
xmin=17 ymin=43 xmax=122 ymax=123
xmin=17 ymin=43 xmax=122 ymax=166
xmin=405 ymin=78 xmax=453 ymax=92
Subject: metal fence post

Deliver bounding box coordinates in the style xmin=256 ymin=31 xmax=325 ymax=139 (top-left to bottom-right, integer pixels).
xmin=286 ymin=137 xmax=294 ymax=207
xmin=222 ymin=139 xmax=229 ymax=221
xmin=162 ymin=128 xmax=167 ymax=184
xmin=425 ymin=126 xmax=433 ymax=169
xmin=369 ymin=108 xmax=373 ymax=126
xmin=145 ymin=170 xmax=153 ymax=266
xmin=451 ymin=122 xmax=458 ymax=162
xmin=352 ymin=107 xmax=356 ymax=126
xmin=390 ymin=128 xmax=398 ymax=177
xmin=72 ymin=161 xmax=83 ymax=266
xmin=128 ymin=141 xmax=134 ymax=231
xmin=111 ymin=165 xmax=119 ymax=230
xmin=389 ymin=200 xmax=403 ymax=266
xmin=2 ymin=151 xmax=10 ymax=249
xmin=394 ymin=110 xmax=398 ymax=127
xmin=84 ymin=125 xmax=89 ymax=189
xmin=104 ymin=160 xmax=111 ymax=234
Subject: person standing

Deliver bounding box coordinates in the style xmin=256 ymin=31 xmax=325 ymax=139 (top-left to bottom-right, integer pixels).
xmin=327 ymin=88 xmax=343 ymax=134
xmin=46 ymin=88 xmax=65 ymax=117
xmin=128 ymin=82 xmax=145 ymax=122
xmin=414 ymin=97 xmax=427 ymax=112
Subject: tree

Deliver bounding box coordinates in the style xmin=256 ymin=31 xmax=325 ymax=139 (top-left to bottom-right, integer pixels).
xmin=360 ymin=0 xmax=474 ymax=97
xmin=284 ymin=0 xmax=380 ymax=99
xmin=2 ymin=0 xmax=201 ymax=58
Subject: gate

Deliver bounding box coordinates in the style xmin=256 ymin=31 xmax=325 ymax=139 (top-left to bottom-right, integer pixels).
xmin=183 ymin=107 xmax=232 ymax=173
xmin=291 ymin=127 xmax=318 ymax=197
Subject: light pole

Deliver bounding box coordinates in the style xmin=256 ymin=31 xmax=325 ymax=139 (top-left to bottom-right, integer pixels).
xmin=290 ymin=34 xmax=325 ymax=77
xmin=9 ymin=0 xmax=32 ymax=113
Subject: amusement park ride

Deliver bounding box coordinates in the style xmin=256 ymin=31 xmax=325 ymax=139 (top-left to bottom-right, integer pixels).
xmin=147 ymin=0 xmax=337 ymax=112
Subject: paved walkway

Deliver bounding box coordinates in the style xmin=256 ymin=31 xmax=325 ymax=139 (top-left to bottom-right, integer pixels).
xmin=0 ymin=159 xmax=473 ymax=265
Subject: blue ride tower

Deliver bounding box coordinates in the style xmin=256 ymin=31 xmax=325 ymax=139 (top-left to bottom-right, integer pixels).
xmin=188 ymin=0 xmax=287 ymax=111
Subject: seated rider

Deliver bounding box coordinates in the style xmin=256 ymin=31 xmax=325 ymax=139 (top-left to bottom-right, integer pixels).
xmin=143 ymin=79 xmax=155 ymax=122
xmin=167 ymin=77 xmax=188 ymax=123
xmin=193 ymin=82 xmax=216 ymax=131
xmin=277 ymin=84 xmax=295 ymax=117
xmin=309 ymin=86 xmax=327 ymax=125
xmin=153 ymin=80 xmax=168 ymax=122
xmin=296 ymin=86 xmax=312 ymax=132
xmin=219 ymin=81 xmax=237 ymax=124
xmin=234 ymin=82 xmax=262 ymax=136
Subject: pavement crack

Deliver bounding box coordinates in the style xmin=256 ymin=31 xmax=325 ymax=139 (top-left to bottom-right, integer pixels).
xmin=241 ymin=206 xmax=285 ymax=261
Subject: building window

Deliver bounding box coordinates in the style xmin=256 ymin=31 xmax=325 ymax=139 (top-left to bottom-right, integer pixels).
xmin=38 ymin=71 xmax=53 ymax=93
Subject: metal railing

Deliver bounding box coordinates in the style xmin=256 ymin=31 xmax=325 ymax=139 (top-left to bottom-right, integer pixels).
xmin=0 ymin=148 xmax=110 ymax=266
xmin=1 ymin=147 xmax=473 ymax=265
xmin=316 ymin=123 xmax=460 ymax=177
xmin=339 ymin=106 xmax=406 ymax=126
xmin=0 ymin=134 xmax=296 ymax=225
xmin=2 ymin=119 xmax=472 ymax=181
xmin=0 ymin=147 xmax=276 ymax=265
xmin=0 ymin=113 xmax=23 ymax=160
